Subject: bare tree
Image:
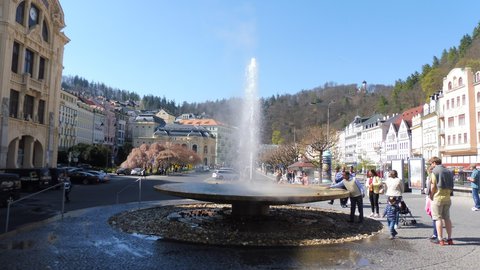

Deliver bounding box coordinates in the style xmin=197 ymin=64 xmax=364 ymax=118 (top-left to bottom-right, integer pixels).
xmin=301 ymin=125 xmax=338 ymax=180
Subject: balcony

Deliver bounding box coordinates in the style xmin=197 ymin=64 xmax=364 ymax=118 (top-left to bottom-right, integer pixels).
xmin=10 ymin=73 xmax=45 ymax=93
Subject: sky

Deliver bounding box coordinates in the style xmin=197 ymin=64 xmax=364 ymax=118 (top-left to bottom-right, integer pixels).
xmin=60 ymin=0 xmax=480 ymax=104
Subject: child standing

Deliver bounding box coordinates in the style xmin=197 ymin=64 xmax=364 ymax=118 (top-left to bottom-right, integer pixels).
xmin=383 ymin=196 xmax=400 ymax=239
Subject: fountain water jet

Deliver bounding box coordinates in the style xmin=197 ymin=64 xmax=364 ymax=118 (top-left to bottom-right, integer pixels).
xmin=155 ymin=57 xmax=349 ymax=216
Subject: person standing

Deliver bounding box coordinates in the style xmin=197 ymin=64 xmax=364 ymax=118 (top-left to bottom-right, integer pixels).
xmin=467 ymin=163 xmax=480 ymax=211
xmin=330 ymin=171 xmax=365 ymax=223
xmin=328 ymin=166 xmax=345 ymax=205
xmin=428 ymin=156 xmax=454 ymax=245
xmin=383 ymin=196 xmax=400 ymax=239
xmin=425 ymin=165 xmax=438 ymax=240
xmin=366 ymin=169 xmax=382 ymax=218
xmin=384 ymin=170 xmax=404 ymax=228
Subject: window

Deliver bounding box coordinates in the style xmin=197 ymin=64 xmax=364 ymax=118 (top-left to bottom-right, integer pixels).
xmin=23 ymin=95 xmax=34 ymax=120
xmin=462 ymin=94 xmax=466 ymax=105
xmin=451 ymin=98 xmax=455 ymax=108
xmin=38 ymin=100 xmax=45 ymax=124
xmin=9 ymin=90 xmax=19 ymax=118
xmin=464 ymin=133 xmax=468 ymax=144
xmin=457 ymin=96 xmax=460 ymax=106
xmin=447 ymin=117 xmax=454 ymax=127
xmin=458 ymin=134 xmax=462 ymax=144
xmin=39 ymin=57 xmax=46 ymax=80
xmin=459 ymin=114 xmax=465 ymax=126
xmin=15 ymin=1 xmax=25 ymax=25
xmin=478 ymin=92 xmax=480 ymax=103
xmin=446 ymin=100 xmax=450 ymax=109
xmin=11 ymin=42 xmax=20 ymax=73
xmin=448 ymin=82 xmax=452 ymax=90
xmin=24 ymin=49 xmax=34 ymax=76
xmin=453 ymin=135 xmax=456 ymax=145
xmin=42 ymin=20 xmax=49 ymax=42
xmin=459 ymin=77 xmax=463 ymax=86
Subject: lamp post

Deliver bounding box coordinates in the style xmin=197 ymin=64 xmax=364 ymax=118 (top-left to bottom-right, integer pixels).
xmin=327 ymin=100 xmax=335 ymax=142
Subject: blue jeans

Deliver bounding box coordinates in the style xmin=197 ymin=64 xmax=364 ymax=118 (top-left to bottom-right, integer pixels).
xmin=472 ymin=187 xmax=480 ymax=208
xmin=387 ymin=219 xmax=398 ymax=237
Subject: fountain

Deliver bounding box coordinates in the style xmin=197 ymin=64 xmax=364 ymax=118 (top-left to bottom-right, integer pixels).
xmin=154 ymin=58 xmax=349 ymax=216
xmin=111 ymin=58 xmax=382 ymax=247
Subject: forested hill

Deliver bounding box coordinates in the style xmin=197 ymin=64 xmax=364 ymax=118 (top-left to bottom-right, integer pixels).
xmin=62 ymin=22 xmax=480 ymax=145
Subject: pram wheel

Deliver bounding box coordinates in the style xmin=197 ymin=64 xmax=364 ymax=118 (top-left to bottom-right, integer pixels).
xmin=411 ymin=220 xmax=417 ymax=225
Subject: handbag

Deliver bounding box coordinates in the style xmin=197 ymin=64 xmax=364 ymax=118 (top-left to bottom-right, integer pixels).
xmin=378 ymin=182 xmax=385 ymax=194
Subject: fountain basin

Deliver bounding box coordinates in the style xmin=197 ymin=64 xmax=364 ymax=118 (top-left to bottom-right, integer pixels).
xmin=154 ymin=182 xmax=349 ymax=216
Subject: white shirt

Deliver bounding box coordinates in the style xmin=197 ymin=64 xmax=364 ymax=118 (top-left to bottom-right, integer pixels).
xmin=385 ymin=177 xmax=404 ymax=197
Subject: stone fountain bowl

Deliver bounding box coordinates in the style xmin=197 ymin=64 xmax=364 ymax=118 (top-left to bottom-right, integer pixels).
xmin=154 ymin=182 xmax=349 ymax=216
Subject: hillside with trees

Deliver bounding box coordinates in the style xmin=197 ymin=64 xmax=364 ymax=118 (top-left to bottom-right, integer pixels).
xmin=62 ymin=22 xmax=480 ymax=146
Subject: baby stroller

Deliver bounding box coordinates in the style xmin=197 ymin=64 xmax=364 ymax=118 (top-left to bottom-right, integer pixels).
xmin=398 ymin=200 xmax=417 ymax=226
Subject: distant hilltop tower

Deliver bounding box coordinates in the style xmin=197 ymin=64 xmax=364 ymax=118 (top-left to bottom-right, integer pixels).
xmin=358 ymin=80 xmax=367 ymax=93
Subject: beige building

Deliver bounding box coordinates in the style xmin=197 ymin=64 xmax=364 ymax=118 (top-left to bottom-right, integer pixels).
xmin=0 ymin=0 xmax=68 ymax=168
xmin=179 ymin=119 xmax=236 ymax=167
xmin=58 ymin=89 xmax=77 ymax=151
xmin=439 ymin=67 xmax=479 ymax=166
xmin=156 ymin=109 xmax=175 ymax=124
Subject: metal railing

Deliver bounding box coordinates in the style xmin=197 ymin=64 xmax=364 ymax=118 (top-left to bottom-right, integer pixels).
xmin=5 ymin=182 xmax=66 ymax=233
xmin=116 ymin=176 xmax=145 ymax=205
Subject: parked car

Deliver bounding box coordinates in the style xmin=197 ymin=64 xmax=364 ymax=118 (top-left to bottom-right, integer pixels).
xmin=69 ymin=171 xmax=100 ymax=185
xmin=1 ymin=168 xmax=51 ymax=191
xmin=130 ymin=168 xmax=144 ymax=175
xmin=0 ymin=173 xmax=21 ymax=206
xmin=116 ymin=167 xmax=131 ymax=175
xmin=212 ymin=169 xmax=239 ymax=180
xmin=86 ymin=170 xmax=110 ymax=183
xmin=66 ymin=167 xmax=84 ymax=176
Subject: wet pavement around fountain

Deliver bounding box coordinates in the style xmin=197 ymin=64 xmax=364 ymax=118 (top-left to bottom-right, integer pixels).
xmin=0 ymin=191 xmax=479 ymax=270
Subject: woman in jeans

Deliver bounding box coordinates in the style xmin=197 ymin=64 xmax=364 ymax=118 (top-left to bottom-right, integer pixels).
xmin=366 ymin=169 xmax=382 ymax=218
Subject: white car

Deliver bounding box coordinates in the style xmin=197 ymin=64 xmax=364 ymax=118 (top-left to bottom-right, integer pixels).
xmin=130 ymin=168 xmax=144 ymax=175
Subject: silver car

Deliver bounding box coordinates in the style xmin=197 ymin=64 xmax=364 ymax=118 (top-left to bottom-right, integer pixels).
xmin=212 ymin=169 xmax=239 ymax=180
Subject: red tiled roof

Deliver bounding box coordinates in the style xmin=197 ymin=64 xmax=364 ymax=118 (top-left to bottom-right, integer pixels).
xmin=179 ymin=119 xmax=223 ymax=126
xmin=394 ymin=105 xmax=423 ymax=127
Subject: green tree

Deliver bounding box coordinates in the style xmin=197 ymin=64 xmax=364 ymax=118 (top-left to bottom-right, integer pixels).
xmin=271 ymin=130 xmax=284 ymax=145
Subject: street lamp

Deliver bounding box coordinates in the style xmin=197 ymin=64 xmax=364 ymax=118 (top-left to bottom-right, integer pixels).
xmin=327 ymin=100 xmax=335 ymax=142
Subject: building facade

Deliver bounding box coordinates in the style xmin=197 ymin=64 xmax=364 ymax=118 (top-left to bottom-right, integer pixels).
xmin=0 ymin=0 xmax=68 ymax=168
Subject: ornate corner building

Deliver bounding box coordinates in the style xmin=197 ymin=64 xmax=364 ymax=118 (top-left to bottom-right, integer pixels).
xmin=0 ymin=0 xmax=69 ymax=168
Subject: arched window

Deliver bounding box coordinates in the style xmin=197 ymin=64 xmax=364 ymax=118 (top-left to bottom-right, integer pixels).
xmin=477 ymin=92 xmax=480 ymax=103
xmin=16 ymin=1 xmax=25 ymax=25
xmin=448 ymin=81 xmax=452 ymax=90
xmin=476 ymin=72 xmax=480 ymax=82
xmin=192 ymin=145 xmax=198 ymax=153
xmin=42 ymin=20 xmax=49 ymax=42
xmin=459 ymin=77 xmax=463 ymax=86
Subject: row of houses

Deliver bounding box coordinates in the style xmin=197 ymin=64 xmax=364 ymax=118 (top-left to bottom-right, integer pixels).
xmin=336 ymin=67 xmax=480 ymax=170
xmin=58 ymin=89 xmax=237 ymax=167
